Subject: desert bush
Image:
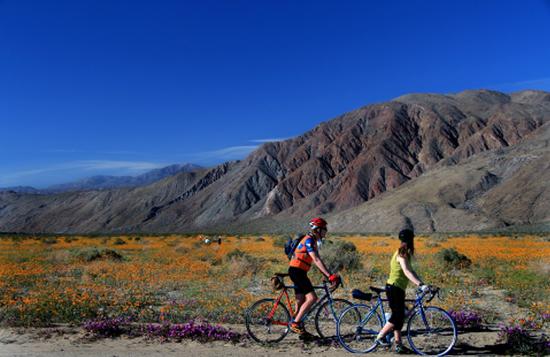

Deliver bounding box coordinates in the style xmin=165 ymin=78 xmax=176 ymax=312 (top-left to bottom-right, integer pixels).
xmin=41 ymin=237 xmax=58 ymax=244
xmin=47 ymin=250 xmax=72 ymax=264
xmin=63 ymin=236 xmax=79 ymax=243
xmin=9 ymin=236 xmax=24 ymax=243
xmin=73 ymin=248 xmax=124 ymax=262
xmin=224 ymin=249 xmax=262 ymax=275
xmin=113 ymin=237 xmax=126 ymax=245
xmin=498 ymin=323 xmax=550 ymax=355
xmin=424 ymin=240 xmax=441 ymax=248
xmin=272 ymin=235 xmax=290 ymax=248
xmin=322 ymin=240 xmax=362 ymax=272
xmin=175 ymin=246 xmax=190 ymax=255
xmin=436 ymin=248 xmax=471 ymax=269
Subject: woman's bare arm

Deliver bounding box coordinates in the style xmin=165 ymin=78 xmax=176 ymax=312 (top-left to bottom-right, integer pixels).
xmin=397 ymin=255 xmax=423 ymax=286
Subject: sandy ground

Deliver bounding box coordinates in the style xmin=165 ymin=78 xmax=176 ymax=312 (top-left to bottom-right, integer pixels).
xmin=0 ymin=326 xmax=507 ymax=357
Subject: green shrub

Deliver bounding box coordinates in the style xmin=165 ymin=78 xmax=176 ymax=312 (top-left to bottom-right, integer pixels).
xmin=272 ymin=235 xmax=290 ymax=248
xmin=224 ymin=249 xmax=263 ymax=275
xmin=73 ymin=248 xmax=124 ymax=262
xmin=321 ymin=240 xmax=363 ymax=272
xmin=113 ymin=238 xmax=126 ymax=245
xmin=436 ymin=248 xmax=471 ymax=269
xmin=42 ymin=237 xmax=58 ymax=244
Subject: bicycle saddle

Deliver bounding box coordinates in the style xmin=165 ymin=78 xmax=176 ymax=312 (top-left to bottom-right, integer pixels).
xmin=369 ymin=286 xmax=386 ymax=294
xmin=351 ymin=289 xmax=373 ymax=301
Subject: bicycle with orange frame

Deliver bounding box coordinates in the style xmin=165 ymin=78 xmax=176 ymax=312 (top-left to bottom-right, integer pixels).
xmin=244 ymin=273 xmax=353 ymax=343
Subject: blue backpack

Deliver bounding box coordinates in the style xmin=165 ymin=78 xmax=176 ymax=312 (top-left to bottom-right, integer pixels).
xmin=284 ymin=233 xmax=306 ymax=260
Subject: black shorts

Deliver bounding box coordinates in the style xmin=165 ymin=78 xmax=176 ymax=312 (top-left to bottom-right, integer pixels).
xmin=386 ymin=284 xmax=406 ymax=330
xmin=288 ymin=267 xmax=314 ymax=295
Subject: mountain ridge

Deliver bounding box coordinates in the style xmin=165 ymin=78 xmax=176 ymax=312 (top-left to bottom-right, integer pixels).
xmin=1 ymin=89 xmax=549 ymax=233
xmin=0 ymin=163 xmax=202 ymax=194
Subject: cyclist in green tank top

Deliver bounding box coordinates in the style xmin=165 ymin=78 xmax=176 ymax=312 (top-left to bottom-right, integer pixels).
xmin=376 ymin=229 xmax=430 ymax=354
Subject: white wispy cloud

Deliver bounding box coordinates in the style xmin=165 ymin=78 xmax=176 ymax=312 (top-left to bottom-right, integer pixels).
xmin=249 ymin=137 xmax=292 ymax=143
xmin=77 ymin=160 xmax=164 ymax=171
xmin=0 ymin=160 xmax=165 ymax=186
xmin=490 ymin=76 xmax=550 ymax=91
xmin=189 ymin=145 xmax=259 ymax=161
xmin=43 ymin=149 xmax=141 ymax=155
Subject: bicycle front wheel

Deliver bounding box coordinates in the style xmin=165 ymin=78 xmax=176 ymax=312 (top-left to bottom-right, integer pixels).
xmin=407 ymin=306 xmax=457 ymax=356
xmin=337 ymin=304 xmax=383 ymax=353
xmin=244 ymin=298 xmax=291 ymax=343
xmin=314 ymin=298 xmax=354 ymax=339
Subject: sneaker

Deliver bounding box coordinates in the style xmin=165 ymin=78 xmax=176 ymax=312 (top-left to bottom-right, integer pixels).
xmin=289 ymin=321 xmax=306 ymax=335
xmin=395 ymin=344 xmax=411 ymax=354
xmin=375 ymin=337 xmax=391 ymax=347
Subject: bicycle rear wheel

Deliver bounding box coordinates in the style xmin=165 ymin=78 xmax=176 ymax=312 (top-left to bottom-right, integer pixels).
xmin=314 ymin=298 xmax=354 ymax=339
xmin=245 ymin=298 xmax=291 ymax=343
xmin=407 ymin=306 xmax=457 ymax=356
xmin=337 ymin=304 xmax=383 ymax=353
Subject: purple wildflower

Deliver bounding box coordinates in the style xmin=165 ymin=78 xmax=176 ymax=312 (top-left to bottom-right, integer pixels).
xmin=449 ymin=309 xmax=482 ymax=330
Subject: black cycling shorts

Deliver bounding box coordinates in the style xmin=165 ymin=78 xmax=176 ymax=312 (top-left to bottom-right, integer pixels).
xmin=386 ymin=283 xmax=406 ymax=330
xmin=288 ymin=267 xmax=314 ymax=295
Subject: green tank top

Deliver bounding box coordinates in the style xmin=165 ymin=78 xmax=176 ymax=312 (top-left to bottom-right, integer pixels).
xmin=387 ymin=251 xmax=409 ymax=291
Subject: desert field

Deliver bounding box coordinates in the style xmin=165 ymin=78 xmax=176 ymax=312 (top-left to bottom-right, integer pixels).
xmin=0 ymin=233 xmax=548 ymax=355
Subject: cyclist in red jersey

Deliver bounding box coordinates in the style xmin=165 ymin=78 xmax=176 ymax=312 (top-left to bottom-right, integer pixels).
xmin=288 ymin=217 xmax=340 ymax=337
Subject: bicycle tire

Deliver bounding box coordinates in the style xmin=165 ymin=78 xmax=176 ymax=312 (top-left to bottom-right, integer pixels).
xmin=314 ymin=298 xmax=354 ymax=339
xmin=406 ymin=306 xmax=457 ymax=356
xmin=336 ymin=303 xmax=383 ymax=353
xmin=244 ymin=298 xmax=291 ymax=343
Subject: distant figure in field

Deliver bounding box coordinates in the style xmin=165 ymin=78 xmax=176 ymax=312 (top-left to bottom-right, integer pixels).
xmin=217 ymin=237 xmax=221 ymax=245
xmin=375 ymin=229 xmax=430 ymax=353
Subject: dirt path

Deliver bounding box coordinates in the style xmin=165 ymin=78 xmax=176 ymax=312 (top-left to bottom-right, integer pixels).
xmin=0 ymin=326 xmax=507 ymax=357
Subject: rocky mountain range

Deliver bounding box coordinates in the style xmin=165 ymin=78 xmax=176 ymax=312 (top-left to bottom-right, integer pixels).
xmin=1 ymin=89 xmax=549 ymax=234
xmin=0 ymin=164 xmax=202 ymax=194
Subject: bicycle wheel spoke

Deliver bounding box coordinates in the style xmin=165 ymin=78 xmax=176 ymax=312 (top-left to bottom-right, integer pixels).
xmin=245 ymin=299 xmax=290 ymax=343
xmin=407 ymin=307 xmax=457 ymax=356
xmin=337 ymin=304 xmax=382 ymax=354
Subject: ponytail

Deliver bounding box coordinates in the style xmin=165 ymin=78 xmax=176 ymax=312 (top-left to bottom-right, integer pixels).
xmin=398 ymin=240 xmax=414 ymax=258
xmin=397 ymin=228 xmax=415 ymax=258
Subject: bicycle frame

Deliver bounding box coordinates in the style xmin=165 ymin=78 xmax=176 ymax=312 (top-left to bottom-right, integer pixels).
xmin=267 ymin=281 xmax=337 ymax=326
xmin=357 ymin=289 xmax=442 ymax=337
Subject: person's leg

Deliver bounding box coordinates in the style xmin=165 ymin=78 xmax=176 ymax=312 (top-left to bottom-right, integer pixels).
xmin=288 ymin=270 xmax=316 ymax=335
xmin=293 ymin=291 xmax=317 ymax=323
xmin=294 ymin=293 xmax=305 ymax=317
xmin=387 ymin=286 xmax=405 ymax=351
xmin=394 ymin=329 xmax=402 ymax=345
xmin=377 ymin=285 xmax=405 ymax=346
xmin=376 ymin=321 xmax=394 ymax=347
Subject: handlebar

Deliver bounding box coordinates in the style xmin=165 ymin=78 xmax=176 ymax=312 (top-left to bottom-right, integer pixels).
xmin=416 ymin=285 xmax=441 ymax=303
xmin=322 ymin=277 xmax=344 ymax=292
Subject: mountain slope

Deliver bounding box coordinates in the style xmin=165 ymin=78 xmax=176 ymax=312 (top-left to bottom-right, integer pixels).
xmin=1 ymin=89 xmax=549 ymax=233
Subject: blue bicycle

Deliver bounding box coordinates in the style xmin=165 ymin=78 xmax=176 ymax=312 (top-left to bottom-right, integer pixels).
xmin=336 ymin=286 xmax=457 ymax=356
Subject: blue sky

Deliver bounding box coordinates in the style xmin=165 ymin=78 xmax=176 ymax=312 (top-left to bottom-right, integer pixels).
xmin=1 ymin=0 xmax=550 ymax=188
